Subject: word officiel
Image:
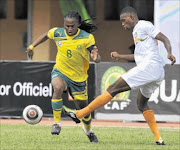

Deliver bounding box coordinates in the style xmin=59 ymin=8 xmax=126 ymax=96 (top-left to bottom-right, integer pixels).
xmin=0 ymin=82 xmax=52 ymax=97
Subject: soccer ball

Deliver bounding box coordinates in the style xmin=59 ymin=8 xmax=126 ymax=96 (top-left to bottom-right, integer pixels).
xmin=22 ymin=105 xmax=43 ymax=125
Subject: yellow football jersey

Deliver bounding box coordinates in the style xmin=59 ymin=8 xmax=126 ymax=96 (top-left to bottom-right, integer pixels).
xmin=48 ymin=27 xmax=95 ymax=82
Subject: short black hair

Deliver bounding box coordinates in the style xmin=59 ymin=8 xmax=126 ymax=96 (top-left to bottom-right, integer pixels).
xmin=120 ymin=6 xmax=137 ymax=16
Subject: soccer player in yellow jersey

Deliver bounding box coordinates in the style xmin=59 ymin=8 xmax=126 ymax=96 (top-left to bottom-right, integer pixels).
xmin=26 ymin=11 xmax=101 ymax=142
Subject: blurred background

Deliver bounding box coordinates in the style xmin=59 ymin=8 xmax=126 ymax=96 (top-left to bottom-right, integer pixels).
xmin=0 ymin=0 xmax=179 ymax=121
xmin=0 ymin=0 xmax=155 ymax=61
xmin=0 ymin=0 xmax=179 ymax=63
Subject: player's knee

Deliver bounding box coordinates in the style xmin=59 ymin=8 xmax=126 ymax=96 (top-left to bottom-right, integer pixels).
xmin=52 ymin=86 xmax=64 ymax=99
xmin=137 ymin=104 xmax=149 ymax=113
xmin=137 ymin=104 xmax=143 ymax=113
xmin=53 ymin=85 xmax=64 ymax=94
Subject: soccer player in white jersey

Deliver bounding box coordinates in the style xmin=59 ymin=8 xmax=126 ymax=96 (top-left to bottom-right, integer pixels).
xmin=63 ymin=7 xmax=176 ymax=145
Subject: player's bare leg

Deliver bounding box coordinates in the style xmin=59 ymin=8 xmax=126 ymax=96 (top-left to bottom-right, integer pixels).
xmin=107 ymin=77 xmax=131 ymax=97
xmin=70 ymin=77 xmax=129 ymax=119
xmin=137 ymin=90 xmax=165 ymax=145
xmin=51 ymin=77 xmax=66 ymax=135
xmin=63 ymin=77 xmax=130 ymax=119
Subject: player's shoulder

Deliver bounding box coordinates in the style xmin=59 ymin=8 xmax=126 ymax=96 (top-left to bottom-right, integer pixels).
xmin=53 ymin=27 xmax=63 ymax=31
xmin=49 ymin=27 xmax=58 ymax=32
xmin=138 ymin=20 xmax=154 ymax=27
xmin=53 ymin=27 xmax=66 ymax=37
xmin=48 ymin=27 xmax=65 ymax=36
xmin=76 ymin=29 xmax=92 ymax=39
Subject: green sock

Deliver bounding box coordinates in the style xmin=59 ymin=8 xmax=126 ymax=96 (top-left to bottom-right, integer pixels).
xmin=51 ymin=99 xmax=63 ymax=123
xmin=82 ymin=114 xmax=92 ymax=132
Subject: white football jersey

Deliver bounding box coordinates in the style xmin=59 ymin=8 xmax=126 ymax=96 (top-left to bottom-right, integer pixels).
xmin=133 ymin=20 xmax=165 ymax=66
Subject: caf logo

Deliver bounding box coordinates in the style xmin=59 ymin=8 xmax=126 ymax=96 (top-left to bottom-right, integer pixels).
xmin=101 ymin=66 xmax=130 ymax=101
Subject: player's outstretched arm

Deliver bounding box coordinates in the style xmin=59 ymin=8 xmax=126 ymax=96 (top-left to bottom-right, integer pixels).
xmin=155 ymin=32 xmax=176 ymax=65
xmin=26 ymin=32 xmax=49 ymax=60
xmin=111 ymin=51 xmax=134 ymax=61
xmin=90 ymin=46 xmax=101 ymax=63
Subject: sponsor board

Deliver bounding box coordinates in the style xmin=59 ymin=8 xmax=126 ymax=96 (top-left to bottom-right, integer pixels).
xmin=95 ymin=63 xmax=180 ymax=121
xmin=0 ymin=61 xmax=95 ymax=117
xmin=0 ymin=82 xmax=52 ymax=97
xmin=101 ymin=66 xmax=131 ymax=110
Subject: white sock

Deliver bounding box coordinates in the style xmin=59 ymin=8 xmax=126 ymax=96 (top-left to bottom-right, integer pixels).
xmin=55 ymin=123 xmax=61 ymax=127
xmin=82 ymin=125 xmax=93 ymax=135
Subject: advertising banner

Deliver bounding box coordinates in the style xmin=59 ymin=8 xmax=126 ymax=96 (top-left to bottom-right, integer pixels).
xmin=95 ymin=62 xmax=180 ymax=122
xmin=0 ymin=61 xmax=95 ymax=118
xmin=154 ymin=0 xmax=180 ymax=64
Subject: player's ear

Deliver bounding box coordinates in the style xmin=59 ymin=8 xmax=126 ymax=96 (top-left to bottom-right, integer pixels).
xmin=130 ymin=15 xmax=134 ymax=20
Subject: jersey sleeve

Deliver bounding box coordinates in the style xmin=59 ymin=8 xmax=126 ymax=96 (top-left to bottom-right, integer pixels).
xmin=143 ymin=22 xmax=160 ymax=38
xmin=48 ymin=27 xmax=58 ymax=39
xmin=86 ymin=34 xmax=95 ymax=49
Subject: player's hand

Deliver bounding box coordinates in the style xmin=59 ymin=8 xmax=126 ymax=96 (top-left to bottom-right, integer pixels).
xmin=91 ymin=46 xmax=99 ymax=62
xmin=26 ymin=48 xmax=34 ymax=60
xmin=111 ymin=51 xmax=120 ymax=60
xmin=168 ymin=53 xmax=176 ymax=65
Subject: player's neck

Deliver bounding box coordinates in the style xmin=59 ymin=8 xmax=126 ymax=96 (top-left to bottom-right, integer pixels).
xmin=132 ymin=19 xmax=139 ymax=30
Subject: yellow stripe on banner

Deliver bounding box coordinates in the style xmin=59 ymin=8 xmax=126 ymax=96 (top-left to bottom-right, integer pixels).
xmin=52 ymin=99 xmax=62 ymax=102
xmin=160 ymin=3 xmax=178 ymax=14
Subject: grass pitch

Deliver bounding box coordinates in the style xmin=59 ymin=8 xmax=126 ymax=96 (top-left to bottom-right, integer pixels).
xmin=1 ymin=124 xmax=179 ymax=150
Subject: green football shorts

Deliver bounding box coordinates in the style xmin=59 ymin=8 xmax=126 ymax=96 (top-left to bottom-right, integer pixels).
xmin=51 ymin=69 xmax=88 ymax=100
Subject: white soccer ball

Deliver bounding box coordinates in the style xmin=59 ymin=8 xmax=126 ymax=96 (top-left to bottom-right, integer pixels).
xmin=22 ymin=105 xmax=43 ymax=125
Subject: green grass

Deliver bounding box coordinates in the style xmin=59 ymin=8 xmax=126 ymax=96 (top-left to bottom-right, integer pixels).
xmin=1 ymin=124 xmax=179 ymax=150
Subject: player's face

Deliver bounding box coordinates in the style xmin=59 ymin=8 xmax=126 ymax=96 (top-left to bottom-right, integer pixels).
xmin=64 ymin=18 xmax=79 ymax=36
xmin=120 ymin=13 xmax=135 ymax=30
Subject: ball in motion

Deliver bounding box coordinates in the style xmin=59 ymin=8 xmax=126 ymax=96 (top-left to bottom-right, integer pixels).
xmin=23 ymin=105 xmax=43 ymax=125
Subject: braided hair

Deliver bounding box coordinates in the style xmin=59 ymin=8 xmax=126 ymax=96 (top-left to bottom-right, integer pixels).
xmin=64 ymin=10 xmax=98 ymax=33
